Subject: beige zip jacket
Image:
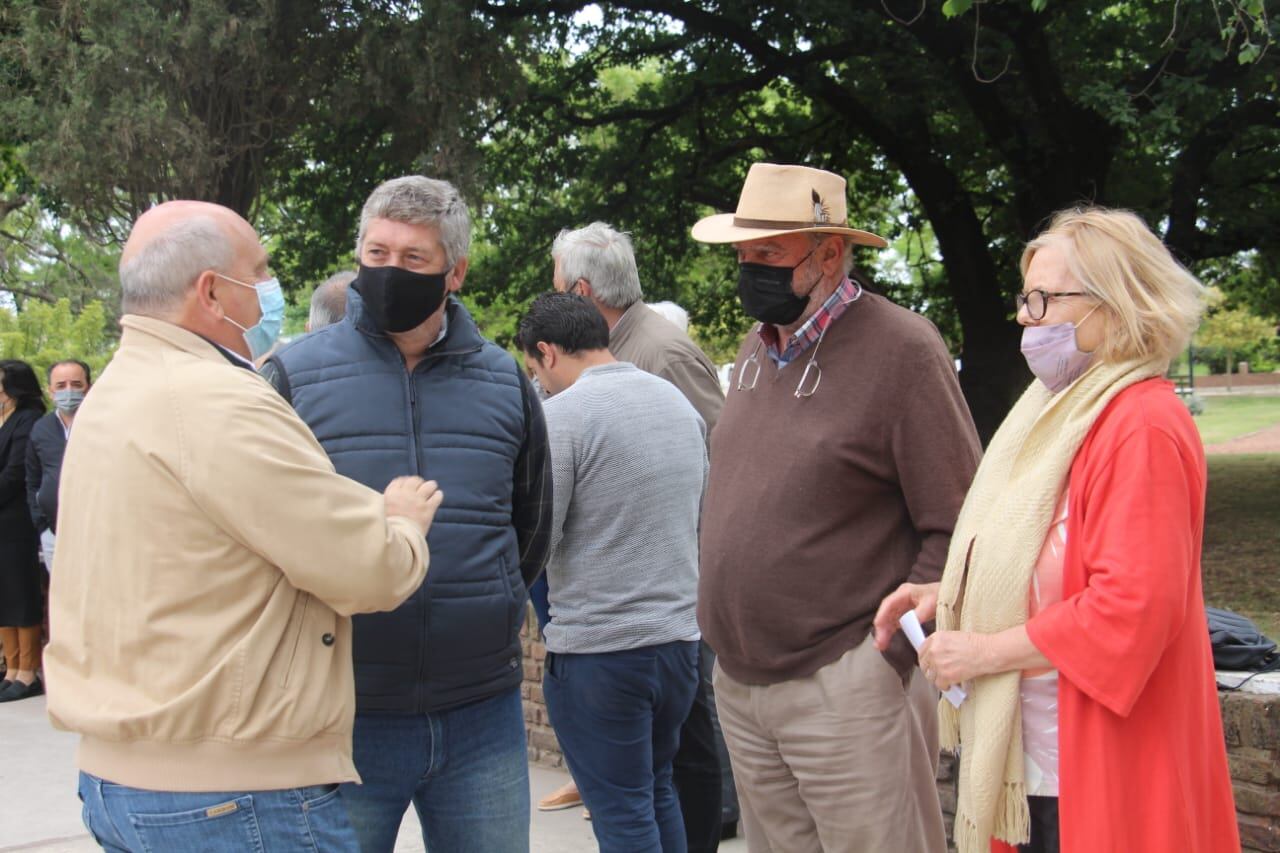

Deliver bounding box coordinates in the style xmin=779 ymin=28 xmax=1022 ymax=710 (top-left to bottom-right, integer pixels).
xmin=45 ymin=315 xmax=428 ymax=792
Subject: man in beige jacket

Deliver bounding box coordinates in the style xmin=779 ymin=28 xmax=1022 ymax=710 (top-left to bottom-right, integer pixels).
xmin=44 ymin=201 xmax=439 ymax=853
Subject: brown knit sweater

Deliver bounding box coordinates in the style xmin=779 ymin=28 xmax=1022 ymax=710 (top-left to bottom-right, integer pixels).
xmin=698 ymin=291 xmax=981 ymax=683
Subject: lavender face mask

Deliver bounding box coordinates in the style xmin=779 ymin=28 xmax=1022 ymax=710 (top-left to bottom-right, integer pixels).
xmin=1020 ymin=305 xmax=1100 ymax=393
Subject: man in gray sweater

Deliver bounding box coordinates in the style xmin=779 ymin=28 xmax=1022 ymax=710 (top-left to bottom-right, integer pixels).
xmin=547 ymin=222 xmax=733 ymax=851
xmin=516 ymin=292 xmax=707 ymax=853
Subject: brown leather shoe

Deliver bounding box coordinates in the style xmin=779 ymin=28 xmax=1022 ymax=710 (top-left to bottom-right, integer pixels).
xmin=537 ymin=781 xmax=583 ymax=812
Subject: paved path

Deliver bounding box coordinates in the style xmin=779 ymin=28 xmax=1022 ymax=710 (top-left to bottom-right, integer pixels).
xmin=1204 ymin=422 xmax=1280 ymax=455
xmin=0 ymin=694 xmax=745 ymax=852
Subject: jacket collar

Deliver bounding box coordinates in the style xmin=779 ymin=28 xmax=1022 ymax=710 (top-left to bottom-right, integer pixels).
xmin=608 ymin=301 xmax=647 ymax=348
xmin=119 ymin=315 xmax=244 ymax=364
xmin=200 ymin=338 xmax=257 ymax=370
xmin=347 ymin=288 xmax=485 ymax=357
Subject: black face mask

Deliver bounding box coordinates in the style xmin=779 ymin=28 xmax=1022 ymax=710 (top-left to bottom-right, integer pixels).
xmin=737 ymin=248 xmax=817 ymax=326
xmin=353 ymin=263 xmax=449 ymax=333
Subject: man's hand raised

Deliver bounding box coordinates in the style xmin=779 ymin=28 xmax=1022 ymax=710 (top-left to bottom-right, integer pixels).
xmin=383 ymin=477 xmax=444 ymax=536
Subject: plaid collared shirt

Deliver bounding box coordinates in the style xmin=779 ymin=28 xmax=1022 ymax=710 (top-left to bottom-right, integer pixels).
xmin=759 ymin=277 xmax=863 ymax=367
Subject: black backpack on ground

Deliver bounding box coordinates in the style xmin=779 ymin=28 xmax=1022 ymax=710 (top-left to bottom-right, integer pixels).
xmin=1206 ymin=607 xmax=1280 ymax=691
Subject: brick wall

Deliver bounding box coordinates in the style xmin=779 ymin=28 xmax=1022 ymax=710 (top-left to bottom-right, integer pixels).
xmin=1221 ymin=691 xmax=1280 ymax=852
xmin=521 ymin=607 xmax=565 ymax=770
xmin=521 ymin=606 xmax=1280 ymax=849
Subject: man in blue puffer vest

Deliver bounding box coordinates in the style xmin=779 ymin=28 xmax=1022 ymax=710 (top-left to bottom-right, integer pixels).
xmin=262 ymin=176 xmax=552 ymax=853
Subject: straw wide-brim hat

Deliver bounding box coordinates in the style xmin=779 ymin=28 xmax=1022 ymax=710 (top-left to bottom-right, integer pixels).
xmin=691 ymin=163 xmax=887 ymax=247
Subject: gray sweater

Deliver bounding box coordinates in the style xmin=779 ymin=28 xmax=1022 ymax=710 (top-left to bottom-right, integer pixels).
xmin=543 ymin=362 xmax=707 ymax=654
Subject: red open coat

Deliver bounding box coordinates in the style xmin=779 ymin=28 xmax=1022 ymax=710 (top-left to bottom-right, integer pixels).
xmin=996 ymin=379 xmax=1239 ymax=853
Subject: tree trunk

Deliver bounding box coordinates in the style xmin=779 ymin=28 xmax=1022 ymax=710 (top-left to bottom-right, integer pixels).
xmin=901 ymin=158 xmax=1027 ymax=444
xmin=958 ymin=321 xmax=1030 ymax=445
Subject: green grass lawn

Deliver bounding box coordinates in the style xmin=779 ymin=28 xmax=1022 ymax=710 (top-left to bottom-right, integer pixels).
xmin=1203 ymin=454 xmax=1280 ymax=641
xmin=1194 ymin=394 xmax=1280 ymax=445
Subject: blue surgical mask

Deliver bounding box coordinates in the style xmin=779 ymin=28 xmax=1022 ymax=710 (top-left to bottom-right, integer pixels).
xmin=217 ymin=274 xmax=285 ymax=360
xmin=53 ymin=389 xmax=86 ymax=414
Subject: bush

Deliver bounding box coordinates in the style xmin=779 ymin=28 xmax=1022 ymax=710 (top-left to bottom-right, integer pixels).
xmin=0 ymin=298 xmax=115 ymax=393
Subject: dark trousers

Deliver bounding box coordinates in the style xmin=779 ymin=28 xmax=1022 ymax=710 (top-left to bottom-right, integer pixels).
xmin=544 ymin=641 xmax=699 ymax=853
xmin=1018 ymin=796 xmax=1060 ymax=853
xmin=674 ymin=642 xmax=733 ymax=852
xmin=532 ymin=578 xmax=738 ymax=849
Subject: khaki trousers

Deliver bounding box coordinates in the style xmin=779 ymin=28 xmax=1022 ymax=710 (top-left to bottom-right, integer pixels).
xmin=713 ymin=634 xmax=946 ymax=853
xmin=0 ymin=625 xmax=42 ymax=672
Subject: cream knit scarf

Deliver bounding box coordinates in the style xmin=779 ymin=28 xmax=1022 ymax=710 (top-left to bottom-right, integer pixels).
xmin=936 ymin=355 xmax=1165 ymax=852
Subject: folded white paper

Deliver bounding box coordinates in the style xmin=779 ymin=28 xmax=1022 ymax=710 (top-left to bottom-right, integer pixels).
xmin=899 ymin=610 xmax=967 ymax=708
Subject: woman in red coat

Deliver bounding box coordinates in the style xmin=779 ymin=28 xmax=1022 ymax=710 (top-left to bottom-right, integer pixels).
xmin=875 ymin=207 xmax=1239 ymax=853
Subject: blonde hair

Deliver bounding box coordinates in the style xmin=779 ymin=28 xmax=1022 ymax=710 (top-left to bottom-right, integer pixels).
xmin=1021 ymin=207 xmax=1205 ymax=367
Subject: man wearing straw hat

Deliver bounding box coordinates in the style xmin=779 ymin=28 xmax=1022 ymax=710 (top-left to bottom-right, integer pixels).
xmin=693 ymin=163 xmax=981 ymax=852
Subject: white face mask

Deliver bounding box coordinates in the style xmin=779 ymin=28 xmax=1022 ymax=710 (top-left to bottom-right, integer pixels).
xmin=1019 ymin=304 xmax=1100 ymax=393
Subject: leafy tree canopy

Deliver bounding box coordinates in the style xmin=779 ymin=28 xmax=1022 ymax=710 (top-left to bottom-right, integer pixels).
xmin=470 ymin=0 xmax=1279 ymax=438
xmin=0 ymin=1 xmax=1275 ymax=437
xmin=0 ymin=297 xmax=113 ymax=389
xmin=0 ymin=0 xmax=528 ymax=243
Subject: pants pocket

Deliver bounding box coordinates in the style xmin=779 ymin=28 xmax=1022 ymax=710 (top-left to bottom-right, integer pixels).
xmin=78 ymin=775 xmax=113 ymax=851
xmin=299 ymin=784 xmax=359 ymax=851
xmin=129 ymin=795 xmax=263 ymax=853
xmin=80 ymin=796 xmax=101 ymax=847
xmin=545 ymin=650 xmax=567 ymax=683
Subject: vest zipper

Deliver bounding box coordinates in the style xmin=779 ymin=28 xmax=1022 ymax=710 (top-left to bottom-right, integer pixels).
xmin=401 ymin=355 xmax=431 ymax=712
xmin=401 ymin=355 xmax=422 ymax=478
xmin=368 ymin=311 xmax=483 ymax=714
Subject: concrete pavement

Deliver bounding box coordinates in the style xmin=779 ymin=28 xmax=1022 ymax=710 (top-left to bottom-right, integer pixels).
xmin=0 ymin=694 xmax=745 ymax=852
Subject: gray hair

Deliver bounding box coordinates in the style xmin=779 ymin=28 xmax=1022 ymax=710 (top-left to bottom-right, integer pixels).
xmin=308 ymin=270 xmax=357 ymax=331
xmin=357 ymin=176 xmax=471 ymax=268
xmin=552 ymin=222 xmax=643 ymax=310
xmin=120 ymin=216 xmax=233 ymax=317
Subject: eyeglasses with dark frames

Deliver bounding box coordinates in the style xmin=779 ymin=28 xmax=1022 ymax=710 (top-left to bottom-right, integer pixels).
xmin=1015 ymin=289 xmax=1091 ymax=321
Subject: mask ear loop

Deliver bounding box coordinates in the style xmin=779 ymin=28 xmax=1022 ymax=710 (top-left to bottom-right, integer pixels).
xmin=737 ymin=330 xmax=763 ymax=391
xmin=793 ymin=281 xmax=861 ymax=398
xmin=1075 ymin=300 xmax=1105 ymax=324
xmin=211 ymin=273 xmax=259 ymax=331
xmin=1072 ymin=301 xmax=1103 ymax=353
xmin=1074 ymin=302 xmax=1101 ymax=328
xmin=794 ymin=325 xmax=830 ymax=398
xmin=794 ymin=340 xmax=822 ymax=398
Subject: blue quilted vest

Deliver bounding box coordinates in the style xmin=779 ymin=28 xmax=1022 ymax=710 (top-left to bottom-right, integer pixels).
xmin=272 ymin=292 xmax=529 ymax=713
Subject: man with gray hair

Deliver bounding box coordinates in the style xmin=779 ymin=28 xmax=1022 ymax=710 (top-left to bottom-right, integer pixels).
xmin=45 ymin=200 xmax=440 ymax=852
xmin=307 ymin=270 xmax=357 ymax=332
xmin=552 ymin=222 xmax=723 ymax=433
xmin=547 ymin=221 xmax=734 ymax=851
xmin=262 ymin=176 xmax=552 ymax=853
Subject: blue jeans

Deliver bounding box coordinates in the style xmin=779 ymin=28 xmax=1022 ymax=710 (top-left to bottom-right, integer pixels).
xmin=342 ymin=687 xmax=529 ymax=853
xmin=544 ymin=640 xmax=699 ymax=853
xmin=77 ymin=772 xmax=358 ymax=852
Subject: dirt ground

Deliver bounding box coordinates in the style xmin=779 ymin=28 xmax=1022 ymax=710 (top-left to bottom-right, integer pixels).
xmin=1204 ymin=422 xmax=1280 ymax=455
